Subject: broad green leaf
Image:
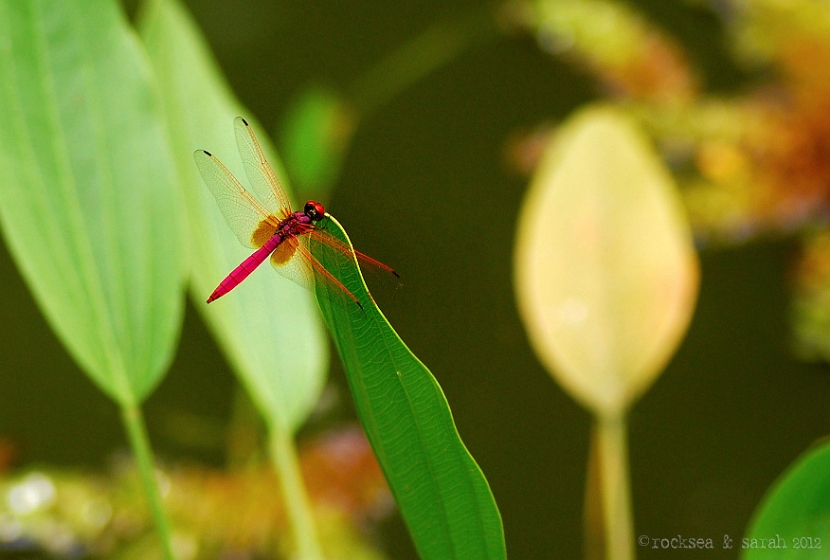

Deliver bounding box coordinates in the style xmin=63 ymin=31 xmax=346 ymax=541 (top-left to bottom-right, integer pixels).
xmin=514 ymin=105 xmax=699 ymax=417
xmin=278 ymin=87 xmax=357 ymax=202
xmin=743 ymin=440 xmax=830 ymax=559
xmin=0 ymin=0 xmax=184 ymax=405
xmin=311 ymin=216 xmax=506 ymax=560
xmin=138 ymin=0 xmax=327 ymax=433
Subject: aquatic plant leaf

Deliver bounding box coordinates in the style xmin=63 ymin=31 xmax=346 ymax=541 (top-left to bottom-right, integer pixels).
xmin=514 ymin=105 xmax=699 ymax=416
xmin=312 ymin=216 xmax=506 ymax=560
xmin=0 ymin=0 xmax=184 ymax=405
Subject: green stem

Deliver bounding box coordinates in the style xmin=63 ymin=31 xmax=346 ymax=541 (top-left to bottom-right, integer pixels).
xmin=596 ymin=414 xmax=634 ymax=560
xmin=121 ymin=403 xmax=176 ymax=560
xmin=269 ymin=423 xmax=324 ymax=560
xmin=134 ymin=0 xmax=162 ymax=29
xmin=347 ymin=5 xmax=499 ymax=118
xmin=226 ymin=384 xmax=266 ymax=471
xmin=584 ymin=425 xmax=605 ymax=560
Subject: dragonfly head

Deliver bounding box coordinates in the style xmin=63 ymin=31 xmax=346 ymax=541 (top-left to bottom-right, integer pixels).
xmin=304 ymin=201 xmax=326 ymax=222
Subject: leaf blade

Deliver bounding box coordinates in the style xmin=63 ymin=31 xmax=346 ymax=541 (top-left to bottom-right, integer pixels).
xmin=514 ymin=105 xmax=699 ymax=416
xmin=138 ymin=0 xmax=328 ymax=432
xmin=312 ymin=216 xmax=506 ymax=560
xmin=743 ymin=441 xmax=830 ymax=559
xmin=0 ymin=0 xmax=184 ymax=404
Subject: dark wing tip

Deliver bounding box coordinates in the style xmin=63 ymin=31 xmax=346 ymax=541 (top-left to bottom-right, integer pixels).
xmin=241 ymin=117 xmax=250 ymax=126
xmin=201 ymin=150 xmax=212 ymax=157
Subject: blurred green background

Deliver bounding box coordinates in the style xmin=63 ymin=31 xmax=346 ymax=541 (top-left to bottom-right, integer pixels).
xmin=1 ymin=0 xmax=829 ymax=558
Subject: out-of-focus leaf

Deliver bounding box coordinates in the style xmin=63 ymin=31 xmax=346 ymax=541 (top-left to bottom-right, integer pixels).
xmin=743 ymin=440 xmax=830 ymax=559
xmin=278 ymin=87 xmax=357 ymax=202
xmin=311 ymin=215 xmax=506 ymax=560
xmin=0 ymin=0 xmax=184 ymax=405
xmin=514 ymin=105 xmax=699 ymax=417
xmin=138 ymin=0 xmax=327 ymax=432
xmin=529 ymin=0 xmax=696 ymax=102
xmin=791 ymin=229 xmax=830 ymax=361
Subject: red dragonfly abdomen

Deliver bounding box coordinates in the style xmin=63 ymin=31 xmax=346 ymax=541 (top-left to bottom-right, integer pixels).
xmin=207 ymin=234 xmax=282 ymax=303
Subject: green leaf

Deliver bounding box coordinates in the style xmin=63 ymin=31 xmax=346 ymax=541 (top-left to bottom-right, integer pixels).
xmin=311 ymin=216 xmax=506 ymax=560
xmin=138 ymin=0 xmax=328 ymax=433
xmin=0 ymin=0 xmax=184 ymax=405
xmin=278 ymin=86 xmax=357 ymax=203
xmin=742 ymin=440 xmax=830 ymax=559
xmin=514 ymin=105 xmax=699 ymax=417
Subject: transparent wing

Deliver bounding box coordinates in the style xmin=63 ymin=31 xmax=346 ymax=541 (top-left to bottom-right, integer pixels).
xmin=270 ymin=235 xmax=363 ymax=309
xmin=269 ymin=236 xmax=312 ymax=289
xmin=305 ymin=224 xmax=399 ymax=278
xmin=234 ymin=116 xmax=293 ymax=220
xmin=194 ymin=149 xmax=279 ymax=249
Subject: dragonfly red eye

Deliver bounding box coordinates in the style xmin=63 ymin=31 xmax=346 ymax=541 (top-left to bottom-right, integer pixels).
xmin=304 ymin=201 xmax=326 ymax=221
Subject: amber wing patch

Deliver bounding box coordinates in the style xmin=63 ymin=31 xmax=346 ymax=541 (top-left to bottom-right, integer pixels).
xmin=251 ymin=217 xmax=278 ymax=248
xmin=270 ymin=236 xmax=299 ymax=266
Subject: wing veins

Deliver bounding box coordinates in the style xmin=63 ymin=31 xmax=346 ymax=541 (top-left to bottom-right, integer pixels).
xmin=306 ymin=225 xmax=399 ymax=277
xmin=294 ymin=240 xmax=362 ymax=308
xmin=234 ymin=117 xmax=292 ymax=217
xmin=194 ymin=149 xmax=280 ymax=248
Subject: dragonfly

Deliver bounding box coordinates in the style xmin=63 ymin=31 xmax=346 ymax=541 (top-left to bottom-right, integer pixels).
xmin=194 ymin=117 xmax=398 ymax=309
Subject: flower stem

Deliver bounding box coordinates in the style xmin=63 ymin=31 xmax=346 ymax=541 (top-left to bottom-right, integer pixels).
xmin=595 ymin=413 xmax=634 ymax=560
xmin=121 ymin=403 xmax=176 ymax=560
xmin=269 ymin=424 xmax=324 ymax=560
